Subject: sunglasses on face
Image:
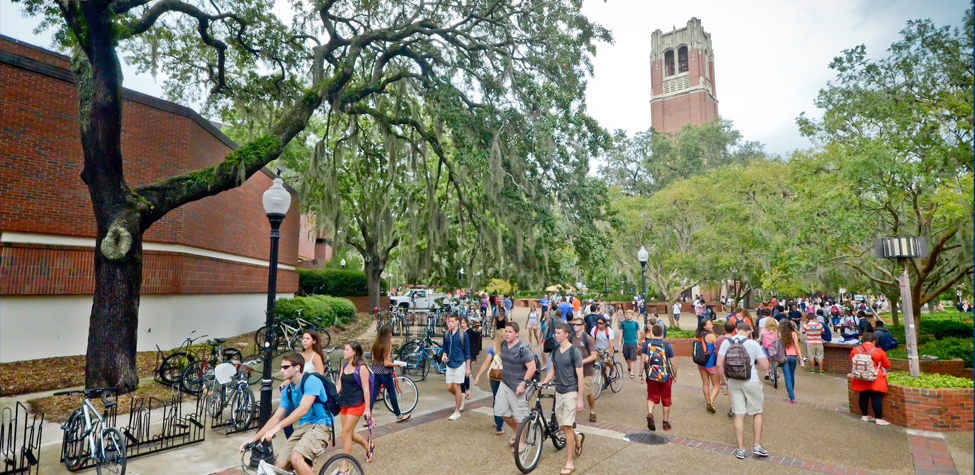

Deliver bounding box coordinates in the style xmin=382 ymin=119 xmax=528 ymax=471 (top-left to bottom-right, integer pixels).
xmin=280 ymin=365 xmax=293 ymax=370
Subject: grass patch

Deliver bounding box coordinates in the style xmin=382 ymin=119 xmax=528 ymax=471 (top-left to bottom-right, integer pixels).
xmin=28 ymin=378 xmax=179 ymax=423
xmin=887 ymin=371 xmax=973 ymax=389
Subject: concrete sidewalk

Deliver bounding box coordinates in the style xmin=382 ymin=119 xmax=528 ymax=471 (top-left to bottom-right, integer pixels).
xmin=8 ymin=307 xmax=972 ymax=475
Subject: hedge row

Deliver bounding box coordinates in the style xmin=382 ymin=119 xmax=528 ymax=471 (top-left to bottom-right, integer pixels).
xmin=299 ymin=269 xmax=374 ymax=297
xmin=275 ymin=295 xmax=357 ymax=327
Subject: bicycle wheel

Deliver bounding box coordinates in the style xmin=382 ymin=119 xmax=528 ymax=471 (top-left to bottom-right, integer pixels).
xmin=513 ymin=412 xmax=543 ymax=474
xmin=205 ymin=381 xmax=225 ymax=418
xmin=550 ymin=419 xmax=566 ymax=450
xmin=592 ymin=369 xmax=604 ymax=400
xmin=180 ymin=360 xmax=213 ymax=395
xmin=316 ymin=328 xmax=332 ymax=348
xmin=95 ymin=428 xmax=126 ymax=475
xmin=230 ymin=385 xmax=255 ymax=430
xmin=158 ymin=352 xmax=195 ymax=386
xmin=62 ymin=409 xmax=87 ymax=470
xmin=418 ymin=356 xmax=430 ymax=381
xmin=317 ymin=453 xmax=364 ymax=475
xmin=610 ymin=362 xmax=624 ymax=393
xmin=239 ymin=354 xmax=264 ymax=386
xmin=398 ymin=340 xmax=420 ymax=361
xmin=384 ymin=376 xmax=418 ymax=414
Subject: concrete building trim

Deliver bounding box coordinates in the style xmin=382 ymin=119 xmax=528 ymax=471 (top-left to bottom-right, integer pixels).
xmin=0 ymin=231 xmax=296 ymax=270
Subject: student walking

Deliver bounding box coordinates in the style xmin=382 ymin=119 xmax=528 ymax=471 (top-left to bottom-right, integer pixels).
xmin=473 ymin=340 xmax=506 ymax=435
xmin=495 ymin=322 xmax=537 ymax=452
xmin=672 ymin=301 xmax=682 ymax=325
xmin=778 ymin=321 xmax=804 ymax=403
xmin=442 ymin=315 xmax=472 ymax=421
xmin=850 ymin=332 xmax=891 ymax=425
xmin=527 ymin=304 xmax=541 ymax=346
xmin=337 ymin=343 xmax=373 ymax=463
xmin=617 ymin=310 xmax=641 ymax=379
xmin=641 ymin=324 xmax=676 ymax=431
xmin=694 ymin=319 xmax=720 ymax=413
xmin=569 ymin=317 xmax=599 ymax=422
xmin=714 ymin=321 xmax=736 ymax=417
xmin=716 ymin=323 xmax=770 ymax=460
xmin=801 ymin=314 xmax=826 ymax=374
xmin=369 ymin=326 xmax=411 ymax=422
xmin=540 ymin=322 xmax=585 ymax=475
xmin=460 ymin=317 xmax=478 ymax=400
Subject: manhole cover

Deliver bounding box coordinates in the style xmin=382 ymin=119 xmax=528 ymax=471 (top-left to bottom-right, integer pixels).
xmin=624 ymin=431 xmax=668 ymax=445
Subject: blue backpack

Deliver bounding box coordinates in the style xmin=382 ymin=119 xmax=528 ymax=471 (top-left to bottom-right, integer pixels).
xmin=875 ymin=328 xmax=897 ymax=351
xmin=820 ymin=323 xmax=832 ymax=342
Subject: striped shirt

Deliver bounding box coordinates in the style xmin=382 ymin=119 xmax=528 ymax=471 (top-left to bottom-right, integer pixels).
xmin=802 ymin=321 xmax=825 ymax=345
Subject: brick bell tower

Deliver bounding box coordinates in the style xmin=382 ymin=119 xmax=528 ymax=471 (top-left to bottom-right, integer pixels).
xmin=649 ymin=18 xmax=718 ymax=134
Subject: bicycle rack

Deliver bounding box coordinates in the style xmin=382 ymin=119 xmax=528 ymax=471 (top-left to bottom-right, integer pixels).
xmin=118 ymin=387 xmax=207 ymax=460
xmin=209 ymin=387 xmax=259 ymax=435
xmin=0 ymin=402 xmax=42 ymax=475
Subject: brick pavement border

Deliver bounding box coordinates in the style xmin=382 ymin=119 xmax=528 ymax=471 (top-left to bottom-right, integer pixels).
xmin=907 ymin=430 xmax=959 ymax=475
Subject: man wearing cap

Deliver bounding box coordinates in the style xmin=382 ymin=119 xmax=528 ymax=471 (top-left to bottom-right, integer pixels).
xmin=589 ymin=316 xmax=617 ymax=385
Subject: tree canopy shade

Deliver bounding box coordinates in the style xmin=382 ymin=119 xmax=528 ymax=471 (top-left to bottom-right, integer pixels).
xmin=14 ymin=0 xmax=610 ymax=391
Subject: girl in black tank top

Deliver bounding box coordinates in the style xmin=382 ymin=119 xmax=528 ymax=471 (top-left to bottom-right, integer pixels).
xmin=337 ymin=342 xmax=373 ymax=463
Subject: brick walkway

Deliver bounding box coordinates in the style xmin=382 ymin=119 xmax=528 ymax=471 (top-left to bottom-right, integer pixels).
xmin=908 ymin=430 xmax=959 ymax=475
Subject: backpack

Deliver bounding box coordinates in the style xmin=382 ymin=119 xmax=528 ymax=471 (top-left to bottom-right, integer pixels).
xmin=286 ymin=373 xmax=340 ymax=446
xmin=875 ymin=328 xmax=897 ymax=351
xmin=645 ymin=343 xmax=671 ymax=382
xmin=766 ymin=338 xmax=787 ymax=365
xmin=691 ymin=336 xmax=711 ymax=366
xmin=723 ymin=337 xmax=752 ymax=381
xmin=517 ymin=344 xmax=542 ymax=382
xmin=851 ymin=345 xmax=879 ymax=381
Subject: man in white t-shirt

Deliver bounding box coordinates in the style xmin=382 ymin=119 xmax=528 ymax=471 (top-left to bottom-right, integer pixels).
xmin=716 ymin=322 xmax=770 ymax=460
xmin=589 ymin=316 xmax=617 ymax=384
xmin=672 ymin=301 xmax=682 ymax=324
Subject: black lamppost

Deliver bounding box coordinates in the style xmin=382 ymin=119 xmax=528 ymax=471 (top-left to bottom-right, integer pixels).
xmin=260 ymin=177 xmax=291 ymax=427
xmin=638 ymin=245 xmax=649 ymax=300
xmin=876 ymin=236 xmax=927 ymax=377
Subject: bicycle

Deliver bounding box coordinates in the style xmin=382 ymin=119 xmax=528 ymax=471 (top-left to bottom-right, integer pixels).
xmin=55 ymin=387 xmax=127 ymax=475
xmin=402 ymin=345 xmax=447 ymax=382
xmin=180 ymin=338 xmax=245 ymax=395
xmin=240 ymin=442 xmax=363 ymax=475
xmin=256 ymin=310 xmax=332 ymax=355
xmin=513 ymin=379 xmax=566 ymax=473
xmin=396 ymin=329 xmax=442 ymax=363
xmin=154 ymin=331 xmax=208 ymax=387
xmin=373 ymin=370 xmax=418 ymax=415
xmin=592 ymin=349 xmax=623 ymax=399
xmin=205 ymin=362 xmax=257 ymax=430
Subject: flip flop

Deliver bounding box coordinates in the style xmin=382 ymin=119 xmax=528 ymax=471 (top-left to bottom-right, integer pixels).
xmin=574 ymin=433 xmax=585 ymax=456
xmin=509 ymin=437 xmax=516 ymax=446
xmin=396 ymin=414 xmax=412 ymax=423
xmin=560 ymin=467 xmax=576 ymax=475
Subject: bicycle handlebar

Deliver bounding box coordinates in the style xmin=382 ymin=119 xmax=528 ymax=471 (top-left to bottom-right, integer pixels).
xmin=53 ymin=386 xmax=118 ymax=399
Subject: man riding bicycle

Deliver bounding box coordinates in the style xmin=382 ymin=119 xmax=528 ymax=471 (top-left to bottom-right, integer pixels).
xmin=589 ymin=316 xmax=617 ymax=383
xmin=240 ymin=353 xmax=333 ymax=475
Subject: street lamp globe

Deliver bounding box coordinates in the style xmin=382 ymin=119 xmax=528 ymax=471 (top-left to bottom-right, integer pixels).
xmin=262 ymin=177 xmax=291 ymax=216
xmin=638 ymin=246 xmax=649 ymax=265
xmin=340 ymin=258 xmax=347 ymax=269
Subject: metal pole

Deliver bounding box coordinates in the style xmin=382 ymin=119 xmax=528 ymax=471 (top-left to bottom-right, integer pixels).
xmin=898 ymin=263 xmax=920 ymax=377
xmin=260 ymin=213 xmax=285 ymax=426
xmin=640 ymin=262 xmax=647 ymax=304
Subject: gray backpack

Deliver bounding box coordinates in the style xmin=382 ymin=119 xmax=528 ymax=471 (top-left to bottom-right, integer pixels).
xmin=724 ymin=338 xmax=752 ymax=381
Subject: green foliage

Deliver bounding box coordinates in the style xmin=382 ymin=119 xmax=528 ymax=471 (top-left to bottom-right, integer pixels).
xmin=299 ymin=269 xmax=369 ymax=297
xmin=485 ymin=279 xmax=515 ymax=295
xmin=274 ymin=295 xmax=357 ymax=327
xmin=922 ymin=321 xmax=975 ymax=340
xmin=667 ymin=328 xmax=695 ymax=339
xmin=886 ymin=371 xmax=972 ymax=389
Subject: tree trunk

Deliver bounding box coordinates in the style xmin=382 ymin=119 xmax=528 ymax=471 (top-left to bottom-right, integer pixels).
xmin=889 ymin=298 xmax=900 ymax=328
xmin=365 ymin=256 xmax=384 ymax=310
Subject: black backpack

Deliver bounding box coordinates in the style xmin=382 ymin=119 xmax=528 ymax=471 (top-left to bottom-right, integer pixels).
xmin=287 ymin=373 xmax=341 ymax=417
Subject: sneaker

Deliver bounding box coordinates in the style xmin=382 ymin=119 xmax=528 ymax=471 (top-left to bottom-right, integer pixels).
xmin=647 ymin=414 xmax=656 ymax=431
xmin=734 ymin=449 xmax=746 ymax=459
xmin=589 ymin=413 xmax=596 ymax=423
xmin=876 ymin=419 xmax=890 ymax=426
xmin=460 ymin=400 xmax=465 ymax=411
xmin=448 ymin=412 xmax=461 ymax=421
xmin=808 ymin=369 xmax=815 ymax=374
xmin=764 ymin=374 xmax=770 ymax=380
xmin=662 ymin=421 xmax=671 ymax=431
xmin=753 ymin=445 xmax=769 ymax=457
xmin=727 ymin=408 xmax=734 ymax=418
xmin=860 ymin=416 xmax=875 ymax=422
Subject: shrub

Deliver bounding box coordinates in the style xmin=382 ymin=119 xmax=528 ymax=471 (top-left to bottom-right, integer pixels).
xmin=299 ymin=269 xmax=371 ymax=297
xmin=667 ymin=328 xmax=695 ymax=339
xmin=922 ymin=320 xmax=974 ymax=340
xmin=887 ymin=371 xmax=973 ymax=389
xmin=921 ymin=338 xmax=974 ymax=367
xmin=275 ymin=295 xmax=357 ymax=327
xmin=486 ymin=279 xmax=515 ymax=295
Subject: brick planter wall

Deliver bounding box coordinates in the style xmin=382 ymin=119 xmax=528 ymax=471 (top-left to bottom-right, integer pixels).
xmin=664 ymin=338 xmax=693 ymax=358
xmin=847 ymin=376 xmax=974 ymax=432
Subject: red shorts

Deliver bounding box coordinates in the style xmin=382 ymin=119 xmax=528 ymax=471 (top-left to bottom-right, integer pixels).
xmin=340 ymin=403 xmax=365 ymax=416
xmin=646 ymin=379 xmax=672 ymax=407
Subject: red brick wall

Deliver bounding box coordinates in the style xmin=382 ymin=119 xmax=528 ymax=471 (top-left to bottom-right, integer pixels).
xmin=664 ymin=338 xmax=693 ymax=357
xmin=0 ymin=36 xmax=300 ymax=293
xmin=847 ymin=376 xmax=974 ymax=432
xmin=0 ymin=243 xmax=297 ymax=294
xmin=821 ymin=344 xmax=972 ymax=378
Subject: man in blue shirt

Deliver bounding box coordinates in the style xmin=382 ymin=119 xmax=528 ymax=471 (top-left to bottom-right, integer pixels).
xmin=242 ymin=353 xmax=332 ymax=475
xmin=540 ymin=295 xmax=550 ymax=315
xmin=442 ymin=314 xmax=472 ymax=420
xmin=558 ymin=300 xmax=574 ymax=322
xmin=504 ymin=295 xmax=514 ymax=318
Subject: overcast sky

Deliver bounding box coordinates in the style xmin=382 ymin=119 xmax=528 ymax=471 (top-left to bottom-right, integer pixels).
xmin=1 ymin=0 xmax=969 ymax=157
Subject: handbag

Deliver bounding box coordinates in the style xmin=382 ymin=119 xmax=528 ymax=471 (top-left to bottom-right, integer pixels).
xmin=543 ymin=336 xmax=556 ymax=353
xmin=489 ymin=354 xmax=504 ymax=381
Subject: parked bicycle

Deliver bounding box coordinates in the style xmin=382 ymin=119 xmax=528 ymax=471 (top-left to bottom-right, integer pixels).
xmin=205 ymin=362 xmax=257 ymax=430
xmin=55 ymin=387 xmax=127 ymax=475
xmin=513 ymin=379 xmax=566 ymax=473
xmin=180 ymin=338 xmax=248 ymax=395
xmin=240 ymin=441 xmax=363 ymax=475
xmin=401 ymin=345 xmax=447 ymax=382
xmin=154 ymin=331 xmax=207 ymax=387
xmin=256 ymin=309 xmax=332 ymax=354
xmin=397 ymin=330 xmax=442 ymax=364
xmin=592 ymin=349 xmax=623 ymax=399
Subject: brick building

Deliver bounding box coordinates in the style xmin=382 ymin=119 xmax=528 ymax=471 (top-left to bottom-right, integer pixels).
xmin=0 ymin=35 xmax=303 ymax=362
xmin=649 ymin=18 xmax=719 ymax=134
